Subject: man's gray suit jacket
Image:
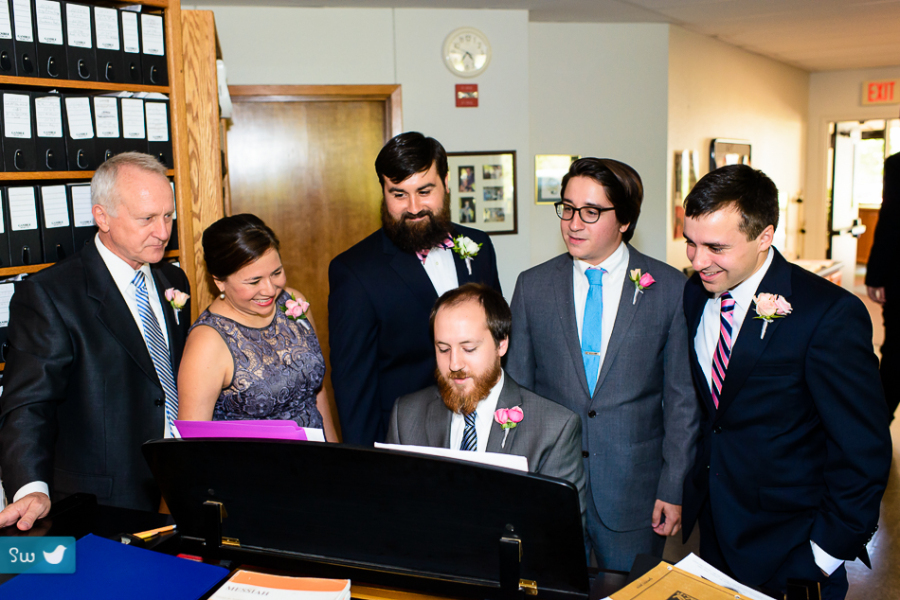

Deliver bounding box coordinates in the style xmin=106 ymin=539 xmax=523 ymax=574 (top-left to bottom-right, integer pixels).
xmin=506 ymin=245 xmax=699 ymax=532
xmin=385 ymin=373 xmax=586 ymax=515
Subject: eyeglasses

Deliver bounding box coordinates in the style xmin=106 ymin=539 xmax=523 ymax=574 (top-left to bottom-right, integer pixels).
xmin=554 ymin=201 xmax=615 ymax=224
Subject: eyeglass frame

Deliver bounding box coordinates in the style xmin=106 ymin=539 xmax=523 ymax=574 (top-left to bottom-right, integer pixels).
xmin=554 ymin=201 xmax=616 ymax=224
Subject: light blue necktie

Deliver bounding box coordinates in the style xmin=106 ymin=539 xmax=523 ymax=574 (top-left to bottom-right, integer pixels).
xmin=132 ymin=270 xmax=178 ymax=434
xmin=581 ymin=268 xmax=606 ymax=393
xmin=461 ymin=411 xmax=477 ymax=451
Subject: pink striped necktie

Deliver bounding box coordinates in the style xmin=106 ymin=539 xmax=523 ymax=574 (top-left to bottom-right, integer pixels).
xmin=711 ymin=291 xmax=735 ymax=409
xmin=416 ymin=236 xmax=454 ymax=264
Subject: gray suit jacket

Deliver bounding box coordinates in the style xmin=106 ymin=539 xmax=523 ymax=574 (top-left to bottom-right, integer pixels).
xmin=506 ymin=245 xmax=699 ymax=532
xmin=385 ymin=373 xmax=586 ymax=515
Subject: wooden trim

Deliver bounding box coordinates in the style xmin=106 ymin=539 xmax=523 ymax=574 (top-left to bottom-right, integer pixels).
xmin=0 ymin=170 xmax=175 ymax=181
xmin=228 ymin=85 xmax=401 ymax=98
xmin=388 ymin=86 xmax=403 ymax=138
xmin=0 ymin=75 xmax=169 ymax=94
xmin=120 ymin=0 xmax=169 ymax=7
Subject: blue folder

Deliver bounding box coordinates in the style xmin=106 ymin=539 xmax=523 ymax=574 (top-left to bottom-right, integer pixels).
xmin=0 ymin=534 xmax=228 ymax=599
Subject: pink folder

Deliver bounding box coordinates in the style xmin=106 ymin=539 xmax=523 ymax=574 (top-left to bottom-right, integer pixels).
xmin=174 ymin=419 xmax=308 ymax=441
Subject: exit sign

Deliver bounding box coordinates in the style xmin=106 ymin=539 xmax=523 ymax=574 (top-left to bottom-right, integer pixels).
xmin=862 ymin=79 xmax=900 ymax=105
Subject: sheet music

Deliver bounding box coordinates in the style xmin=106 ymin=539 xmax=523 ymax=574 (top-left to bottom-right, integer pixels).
xmin=121 ymin=11 xmax=139 ymax=54
xmin=93 ymin=97 xmax=119 ymax=138
xmin=0 ymin=1 xmax=11 ymax=40
xmin=374 ymin=442 xmax=529 ymax=471
xmin=93 ymin=7 xmax=119 ymax=50
xmin=145 ymin=102 xmax=169 ymax=142
xmin=0 ymin=283 xmax=14 ymax=327
xmin=35 ymin=0 xmax=63 ymax=45
xmin=69 ymin=184 xmax=94 ymax=227
xmin=12 ymin=0 xmax=33 ymax=43
xmin=35 ymin=96 xmax=63 ymax=138
xmin=8 ymin=187 xmax=38 ymax=232
xmin=141 ymin=14 xmax=164 ymax=56
xmin=65 ymin=97 xmax=94 ymax=139
xmin=41 ymin=186 xmax=69 ymax=229
xmin=3 ymin=93 xmax=31 ymax=139
xmin=121 ymin=98 xmax=145 ymax=139
xmin=65 ymin=3 xmax=91 ymax=49
xmin=675 ymin=554 xmax=776 ymax=600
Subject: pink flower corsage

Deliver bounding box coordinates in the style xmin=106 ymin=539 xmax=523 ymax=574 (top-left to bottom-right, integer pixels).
xmin=164 ymin=288 xmax=189 ymax=325
xmin=752 ymin=293 xmax=792 ymax=339
xmin=628 ymin=269 xmax=655 ymax=304
xmin=494 ymin=406 xmax=524 ymax=448
xmin=282 ymin=294 xmax=311 ymax=329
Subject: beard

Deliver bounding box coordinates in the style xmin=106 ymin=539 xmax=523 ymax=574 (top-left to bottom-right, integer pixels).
xmin=381 ymin=194 xmax=454 ymax=254
xmin=435 ymin=359 xmax=503 ymax=417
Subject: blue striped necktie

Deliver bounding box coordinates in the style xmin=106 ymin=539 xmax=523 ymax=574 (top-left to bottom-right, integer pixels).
xmin=581 ymin=268 xmax=606 ymax=393
xmin=132 ymin=270 xmax=178 ymax=435
xmin=461 ymin=411 xmax=477 ymax=451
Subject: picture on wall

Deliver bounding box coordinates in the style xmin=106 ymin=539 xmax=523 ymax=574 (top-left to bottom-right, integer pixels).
xmin=448 ymin=151 xmax=517 ymax=235
xmin=535 ymin=154 xmax=580 ymax=204
xmin=673 ymin=149 xmax=699 ymax=240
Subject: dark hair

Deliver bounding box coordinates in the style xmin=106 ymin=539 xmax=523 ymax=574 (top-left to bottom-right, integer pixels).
xmin=430 ymin=283 xmax=511 ymax=346
xmin=202 ymin=214 xmax=280 ymax=280
xmin=375 ymin=131 xmax=448 ymax=186
xmin=684 ymin=164 xmax=779 ymax=239
xmin=560 ymin=158 xmax=643 ymax=243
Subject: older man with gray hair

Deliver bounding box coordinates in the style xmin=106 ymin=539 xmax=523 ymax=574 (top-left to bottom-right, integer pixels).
xmin=0 ymin=152 xmax=191 ymax=529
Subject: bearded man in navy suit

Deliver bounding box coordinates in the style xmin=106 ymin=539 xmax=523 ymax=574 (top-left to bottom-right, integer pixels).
xmin=681 ymin=164 xmax=892 ymax=600
xmin=329 ymin=132 xmax=501 ymax=446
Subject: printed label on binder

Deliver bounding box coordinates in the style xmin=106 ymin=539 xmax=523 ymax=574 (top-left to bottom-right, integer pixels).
xmin=141 ymin=14 xmax=164 ymax=56
xmin=122 ymin=11 xmax=139 ymax=53
xmin=94 ymin=7 xmax=119 ymax=50
xmin=12 ymin=0 xmax=33 ymax=43
xmin=146 ymin=102 xmax=169 ymax=142
xmin=8 ymin=187 xmax=38 ymax=231
xmin=65 ymin=97 xmax=94 ymax=139
xmin=41 ymin=186 xmax=69 ymax=228
xmin=122 ymin=98 xmax=145 ymax=138
xmin=93 ymin=97 xmax=119 ymax=138
xmin=3 ymin=94 xmax=32 ymax=139
xmin=35 ymin=96 xmax=63 ymax=138
xmin=36 ymin=0 xmax=63 ymax=45
xmin=70 ymin=184 xmax=94 ymax=227
xmin=66 ymin=3 xmax=92 ymax=49
xmin=0 ymin=2 xmax=11 ymax=40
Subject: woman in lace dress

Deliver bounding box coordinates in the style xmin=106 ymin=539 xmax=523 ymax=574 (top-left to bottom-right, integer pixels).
xmin=176 ymin=214 xmax=337 ymax=441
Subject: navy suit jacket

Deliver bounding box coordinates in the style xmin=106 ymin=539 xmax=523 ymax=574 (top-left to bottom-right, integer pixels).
xmin=0 ymin=242 xmax=190 ymax=511
xmin=682 ymin=249 xmax=892 ymax=585
xmin=328 ymin=225 xmax=501 ymax=446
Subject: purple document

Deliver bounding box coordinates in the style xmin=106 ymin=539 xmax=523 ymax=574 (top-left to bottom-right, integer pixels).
xmin=174 ymin=419 xmax=310 ymax=441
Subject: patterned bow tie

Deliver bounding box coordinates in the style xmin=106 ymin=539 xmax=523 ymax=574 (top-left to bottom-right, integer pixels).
xmin=416 ymin=236 xmax=454 ymax=264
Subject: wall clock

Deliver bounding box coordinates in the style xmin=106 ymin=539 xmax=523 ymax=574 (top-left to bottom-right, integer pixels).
xmin=443 ymin=27 xmax=491 ymax=78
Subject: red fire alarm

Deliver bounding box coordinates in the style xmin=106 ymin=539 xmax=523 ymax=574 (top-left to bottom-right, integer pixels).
xmin=456 ymin=84 xmax=478 ymax=107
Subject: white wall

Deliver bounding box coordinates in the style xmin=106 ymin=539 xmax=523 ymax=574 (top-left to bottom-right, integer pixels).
xmin=667 ymin=26 xmax=809 ymax=269
xmin=528 ymin=23 xmax=670 ymax=267
xmin=806 ymin=66 xmax=900 ymax=259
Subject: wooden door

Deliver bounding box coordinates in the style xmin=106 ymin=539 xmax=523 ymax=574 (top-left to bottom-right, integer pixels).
xmin=226 ymin=85 xmax=402 ymax=441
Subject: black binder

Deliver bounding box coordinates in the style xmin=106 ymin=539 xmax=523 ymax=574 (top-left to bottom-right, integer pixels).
xmin=63 ymin=2 xmax=95 ymax=81
xmin=119 ymin=8 xmax=141 ymax=84
xmin=32 ymin=91 xmax=66 ymax=171
xmin=93 ymin=95 xmax=125 ymax=162
xmin=2 ymin=91 xmax=37 ymax=172
xmin=67 ymin=182 xmax=94 ymax=248
xmin=62 ymin=94 xmax=96 ymax=170
xmin=144 ymin=97 xmax=172 ymax=168
xmin=0 ymin=0 xmax=18 ymax=75
xmin=38 ymin=184 xmax=74 ymax=262
xmin=0 ymin=189 xmax=11 ymax=267
xmin=92 ymin=5 xmax=122 ymax=83
xmin=120 ymin=96 xmax=145 ymax=154
xmin=34 ymin=0 xmax=67 ymax=78
xmin=10 ymin=0 xmax=39 ymax=76
xmin=4 ymin=185 xmax=43 ymax=266
xmin=0 ymin=281 xmax=14 ymax=362
xmin=165 ymin=180 xmax=178 ymax=251
xmin=139 ymin=12 xmax=166 ymax=86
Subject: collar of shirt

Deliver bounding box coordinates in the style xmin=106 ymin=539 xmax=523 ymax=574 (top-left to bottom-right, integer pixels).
xmin=421 ymin=246 xmax=460 ymax=297
xmin=449 ymin=370 xmax=505 ymax=453
xmin=573 ymin=241 xmax=629 ymax=356
xmin=95 ymin=234 xmax=153 ymax=294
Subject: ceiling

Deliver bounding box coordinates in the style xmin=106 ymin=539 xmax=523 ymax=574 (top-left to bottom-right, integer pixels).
xmin=196 ymin=0 xmax=900 ymax=72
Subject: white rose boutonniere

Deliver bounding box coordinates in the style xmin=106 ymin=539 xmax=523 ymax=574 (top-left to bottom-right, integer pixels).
xmin=452 ymin=235 xmax=482 ymax=275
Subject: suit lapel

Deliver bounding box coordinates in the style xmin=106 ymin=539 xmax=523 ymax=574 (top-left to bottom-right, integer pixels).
xmin=83 ymin=244 xmax=161 ymax=388
xmin=553 ymin=257 xmax=591 ymax=398
xmin=684 ymin=276 xmax=716 ymax=413
xmin=151 ymin=267 xmax=183 ymax=371
xmin=424 ymin=390 xmax=452 ymax=448
xmin=715 ymin=251 xmax=793 ymax=420
xmin=382 ymin=231 xmax=439 ymax=312
xmin=486 ymin=375 xmax=520 ymax=454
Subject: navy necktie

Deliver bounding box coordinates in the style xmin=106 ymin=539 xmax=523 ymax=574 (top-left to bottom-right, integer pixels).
xmin=461 ymin=411 xmax=477 ymax=451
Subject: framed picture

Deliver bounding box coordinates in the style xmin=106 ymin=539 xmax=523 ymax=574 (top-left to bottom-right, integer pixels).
xmin=709 ymin=138 xmax=751 ymax=171
xmin=448 ymin=151 xmax=517 ymax=235
xmin=535 ymin=154 xmax=580 ymax=204
xmin=673 ymin=149 xmax=699 ymax=240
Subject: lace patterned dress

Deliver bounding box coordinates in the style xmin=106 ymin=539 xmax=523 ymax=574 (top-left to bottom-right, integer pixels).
xmin=190 ymin=291 xmax=325 ymax=427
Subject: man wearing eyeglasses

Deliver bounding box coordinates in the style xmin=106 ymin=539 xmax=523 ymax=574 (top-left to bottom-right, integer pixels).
xmin=506 ymin=157 xmax=698 ymax=571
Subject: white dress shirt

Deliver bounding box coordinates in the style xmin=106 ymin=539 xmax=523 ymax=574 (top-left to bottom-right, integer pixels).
xmin=448 ymin=370 xmax=505 ymax=452
xmin=693 ymin=247 xmax=841 ymax=575
xmin=421 ymin=246 xmax=460 ymax=297
xmin=573 ymin=242 xmax=629 ymax=389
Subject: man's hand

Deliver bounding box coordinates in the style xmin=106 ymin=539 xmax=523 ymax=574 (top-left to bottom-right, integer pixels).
xmin=867 ymin=286 xmax=886 ymax=305
xmin=651 ymin=500 xmax=682 ymax=536
xmin=0 ymin=492 xmax=51 ymax=531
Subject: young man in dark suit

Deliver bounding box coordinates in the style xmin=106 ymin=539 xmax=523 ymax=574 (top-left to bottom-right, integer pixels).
xmin=329 ymin=132 xmax=501 ymax=446
xmin=0 ymin=152 xmax=191 ymax=530
xmin=681 ymin=164 xmax=892 ymax=600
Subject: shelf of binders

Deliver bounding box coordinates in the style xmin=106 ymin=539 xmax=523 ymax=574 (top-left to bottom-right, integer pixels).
xmin=0 ymin=249 xmax=180 ymax=277
xmin=0 ymin=75 xmax=169 ymax=95
xmin=0 ymin=169 xmax=174 ymax=181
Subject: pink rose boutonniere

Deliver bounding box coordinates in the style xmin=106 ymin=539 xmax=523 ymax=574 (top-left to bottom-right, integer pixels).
xmin=752 ymin=292 xmax=792 ymax=339
xmin=282 ymin=294 xmax=311 ymax=329
xmin=164 ymin=288 xmax=190 ymax=325
xmin=628 ymin=269 xmax=656 ymax=304
xmin=494 ymin=405 xmax=524 ymax=448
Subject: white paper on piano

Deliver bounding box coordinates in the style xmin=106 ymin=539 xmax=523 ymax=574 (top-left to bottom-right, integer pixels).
xmin=375 ymin=442 xmax=528 ymax=472
xmin=675 ymin=553 xmax=777 ymax=600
